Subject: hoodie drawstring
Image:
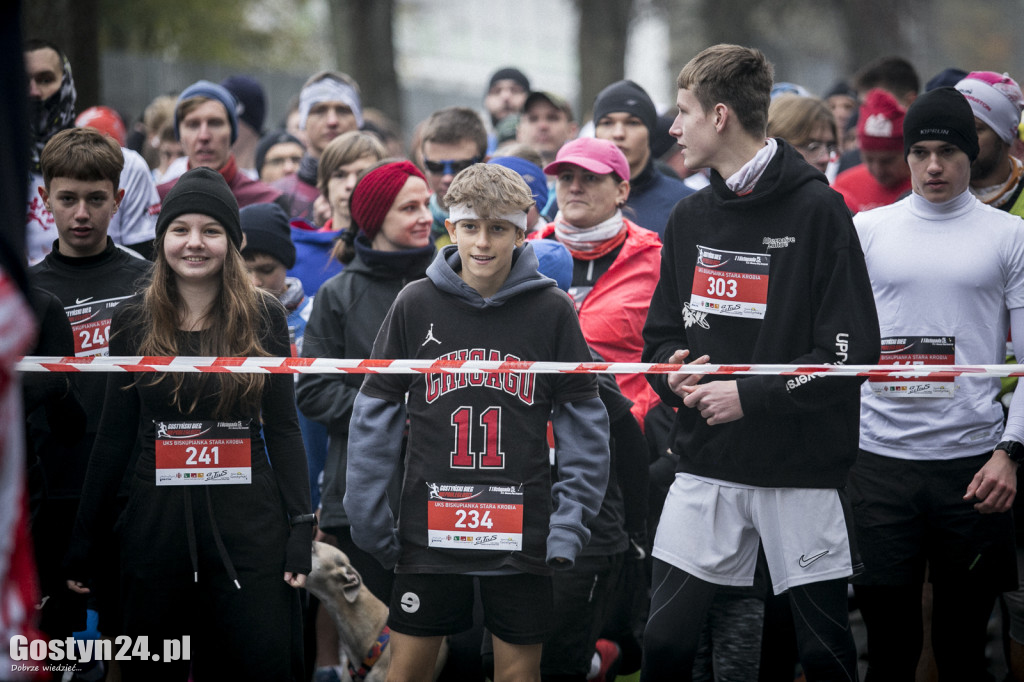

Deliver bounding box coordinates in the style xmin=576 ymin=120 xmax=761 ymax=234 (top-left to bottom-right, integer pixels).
xmin=183 ymin=486 xmax=243 ymax=589
xmin=184 ymin=487 xmax=199 ymax=583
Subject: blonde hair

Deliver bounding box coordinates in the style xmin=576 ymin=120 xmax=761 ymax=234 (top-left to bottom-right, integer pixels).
xmin=677 ymin=44 xmax=774 ymax=137
xmin=133 ymin=232 xmax=271 ymax=418
xmin=144 ymin=95 xmax=177 ymax=138
xmin=444 ymin=164 xmax=533 ymax=222
xmin=175 ymin=96 xmax=214 ymax=125
xmin=316 ymin=130 xmax=386 ymax=196
xmin=767 ymin=95 xmax=837 ymax=147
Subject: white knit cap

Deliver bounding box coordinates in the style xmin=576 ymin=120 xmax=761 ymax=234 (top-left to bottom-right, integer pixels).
xmin=955 ymin=71 xmax=1024 ymax=146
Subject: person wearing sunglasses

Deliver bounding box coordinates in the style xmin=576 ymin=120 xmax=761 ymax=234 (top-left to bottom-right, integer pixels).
xmin=418 ymin=106 xmax=488 ymax=248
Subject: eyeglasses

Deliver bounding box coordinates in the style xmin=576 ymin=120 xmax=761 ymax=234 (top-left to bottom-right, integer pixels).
xmin=423 ymin=156 xmax=483 ymax=176
xmin=800 ymin=140 xmax=839 ymax=157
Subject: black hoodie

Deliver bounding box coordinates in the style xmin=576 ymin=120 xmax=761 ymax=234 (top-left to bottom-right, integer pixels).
xmin=642 ymin=140 xmax=880 ymax=488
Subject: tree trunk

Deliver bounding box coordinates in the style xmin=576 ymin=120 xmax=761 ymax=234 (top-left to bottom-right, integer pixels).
xmin=4 ymin=0 xmax=30 ymax=263
xmin=698 ymin=0 xmax=761 ymax=48
xmin=22 ymin=0 xmax=101 ymax=110
xmin=576 ymin=0 xmax=634 ymax=121
xmin=330 ymin=0 xmax=402 ymax=128
xmin=828 ymin=0 xmax=909 ymax=76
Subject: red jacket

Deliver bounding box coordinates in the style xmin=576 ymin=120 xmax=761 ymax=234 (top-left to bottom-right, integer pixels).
xmin=534 ymin=219 xmax=663 ymax=424
xmin=158 ymin=155 xmax=282 ymax=208
xmin=832 ymin=163 xmax=911 ymax=214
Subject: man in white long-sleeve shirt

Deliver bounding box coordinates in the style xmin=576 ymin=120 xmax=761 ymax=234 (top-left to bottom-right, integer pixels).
xmin=852 ymin=85 xmax=1024 ymax=681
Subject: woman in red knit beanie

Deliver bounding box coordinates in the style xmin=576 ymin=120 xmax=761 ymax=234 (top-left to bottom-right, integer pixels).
xmin=296 ymin=158 xmax=435 ymax=682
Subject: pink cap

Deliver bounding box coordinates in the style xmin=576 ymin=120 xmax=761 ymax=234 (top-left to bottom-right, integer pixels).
xmin=543 ymin=137 xmax=630 ymax=181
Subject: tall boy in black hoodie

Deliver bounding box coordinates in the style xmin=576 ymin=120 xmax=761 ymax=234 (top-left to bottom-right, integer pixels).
xmin=640 ymin=44 xmax=880 ymax=681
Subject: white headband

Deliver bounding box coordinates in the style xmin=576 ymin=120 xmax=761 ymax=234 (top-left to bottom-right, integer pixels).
xmin=299 ymin=78 xmax=363 ymax=130
xmin=448 ymin=205 xmax=528 ymax=231
xmin=957 ymin=77 xmax=1023 ymax=146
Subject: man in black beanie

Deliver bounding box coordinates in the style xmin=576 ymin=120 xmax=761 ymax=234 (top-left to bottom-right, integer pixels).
xmin=850 ymin=85 xmax=1024 ymax=680
xmin=484 ymin=67 xmax=530 ymax=128
xmin=483 ymin=67 xmax=530 ymax=155
xmin=593 ymin=79 xmax=692 ymax=238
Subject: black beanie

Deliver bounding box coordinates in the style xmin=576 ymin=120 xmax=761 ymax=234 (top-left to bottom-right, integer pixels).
xmin=488 ymin=67 xmax=530 ymax=94
xmin=593 ymin=80 xmax=657 ymax=134
xmin=254 ymin=130 xmax=304 ymax=177
xmin=240 ymin=203 xmax=296 ymax=269
xmin=902 ymin=87 xmax=979 ymax=161
xmin=156 ymin=167 xmax=243 ymax=248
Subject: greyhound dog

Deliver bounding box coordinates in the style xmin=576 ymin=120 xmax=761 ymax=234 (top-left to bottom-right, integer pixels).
xmin=307 ymin=541 xmax=448 ymax=682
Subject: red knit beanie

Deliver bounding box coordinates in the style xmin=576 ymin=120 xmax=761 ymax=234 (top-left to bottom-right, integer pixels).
xmin=857 ymin=88 xmax=906 ymax=152
xmin=350 ymin=160 xmax=426 ymax=241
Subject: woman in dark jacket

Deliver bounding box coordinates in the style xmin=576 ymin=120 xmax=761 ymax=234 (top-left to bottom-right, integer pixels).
xmin=297 ymin=159 xmax=434 ymax=602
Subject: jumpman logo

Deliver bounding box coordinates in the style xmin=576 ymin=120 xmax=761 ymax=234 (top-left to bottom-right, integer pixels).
xmin=421 ymin=323 xmax=441 ymax=347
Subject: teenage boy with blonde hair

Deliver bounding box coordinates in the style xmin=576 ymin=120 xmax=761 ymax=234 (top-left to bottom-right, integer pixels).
xmin=344 ymin=164 xmax=610 ymax=682
xmin=641 ymin=44 xmax=880 ymax=681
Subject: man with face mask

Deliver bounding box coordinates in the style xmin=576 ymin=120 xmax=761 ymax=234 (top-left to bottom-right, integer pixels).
xmin=24 ymin=40 xmax=160 ymax=263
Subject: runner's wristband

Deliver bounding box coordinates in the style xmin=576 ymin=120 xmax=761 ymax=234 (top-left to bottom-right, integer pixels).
xmin=289 ymin=513 xmax=317 ymax=526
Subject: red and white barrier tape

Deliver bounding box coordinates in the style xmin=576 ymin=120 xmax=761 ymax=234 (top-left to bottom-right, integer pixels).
xmin=13 ymin=356 xmax=1024 ymax=378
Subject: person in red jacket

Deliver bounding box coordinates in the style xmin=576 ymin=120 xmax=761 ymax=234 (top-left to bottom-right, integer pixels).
xmin=832 ymin=88 xmax=912 ymax=213
xmin=532 ymin=137 xmax=663 ymax=427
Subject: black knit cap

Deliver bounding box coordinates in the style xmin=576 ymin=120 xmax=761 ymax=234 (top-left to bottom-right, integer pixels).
xmin=902 ymin=86 xmax=979 ymax=162
xmin=254 ymin=130 xmax=304 ymax=177
xmin=156 ymin=167 xmax=243 ymax=248
xmin=240 ymin=202 xmax=296 ymax=269
xmin=488 ymin=67 xmax=530 ymax=93
xmin=593 ymin=79 xmax=657 ymax=134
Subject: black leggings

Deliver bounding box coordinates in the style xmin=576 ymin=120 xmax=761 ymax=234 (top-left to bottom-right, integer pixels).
xmin=642 ymin=559 xmax=858 ymax=682
xmin=855 ymin=582 xmax=997 ymax=682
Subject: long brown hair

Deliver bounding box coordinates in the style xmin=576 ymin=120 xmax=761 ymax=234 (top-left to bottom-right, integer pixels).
xmin=134 ymin=229 xmax=271 ymax=418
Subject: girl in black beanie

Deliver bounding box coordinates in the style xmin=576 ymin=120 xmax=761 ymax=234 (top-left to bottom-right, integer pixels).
xmin=65 ymin=167 xmax=313 ymax=681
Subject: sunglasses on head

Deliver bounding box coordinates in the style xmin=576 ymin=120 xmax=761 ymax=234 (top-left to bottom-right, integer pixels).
xmin=423 ymin=155 xmax=483 ymax=176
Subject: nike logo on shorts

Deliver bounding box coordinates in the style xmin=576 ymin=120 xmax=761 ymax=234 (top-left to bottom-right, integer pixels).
xmin=798 ymin=550 xmax=830 ymax=568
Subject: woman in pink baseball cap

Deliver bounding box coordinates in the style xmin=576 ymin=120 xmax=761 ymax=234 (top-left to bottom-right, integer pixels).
xmin=529 ymin=135 xmax=662 ymax=680
xmin=533 ymin=136 xmax=664 ymax=426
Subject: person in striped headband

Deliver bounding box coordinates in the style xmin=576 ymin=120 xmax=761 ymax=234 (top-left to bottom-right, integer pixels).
xmin=274 ymin=71 xmax=363 ymax=223
xmin=343 ymin=162 xmax=609 ymax=682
